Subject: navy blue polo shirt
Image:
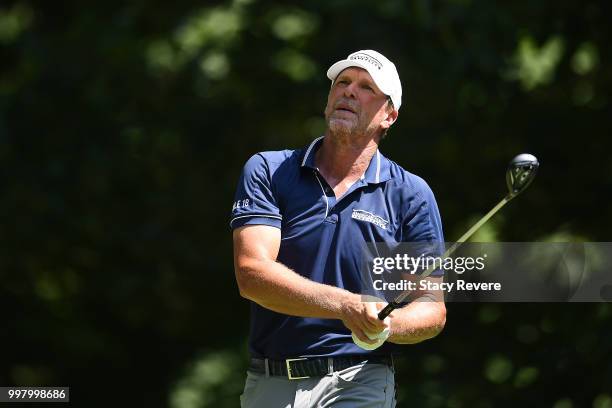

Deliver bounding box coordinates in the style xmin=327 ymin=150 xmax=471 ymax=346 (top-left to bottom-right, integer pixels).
xmin=230 ymin=136 xmax=444 ymax=358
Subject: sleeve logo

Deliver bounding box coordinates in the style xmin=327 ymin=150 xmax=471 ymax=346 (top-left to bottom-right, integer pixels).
xmin=232 ymin=198 xmax=250 ymax=211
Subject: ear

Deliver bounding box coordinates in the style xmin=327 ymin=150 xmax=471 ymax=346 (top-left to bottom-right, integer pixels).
xmin=380 ymin=106 xmax=398 ymax=130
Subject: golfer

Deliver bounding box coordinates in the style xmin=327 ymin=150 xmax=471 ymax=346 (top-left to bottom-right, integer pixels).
xmin=231 ymin=50 xmax=446 ymax=407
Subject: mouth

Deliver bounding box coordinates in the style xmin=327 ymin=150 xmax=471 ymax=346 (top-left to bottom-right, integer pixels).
xmin=334 ymin=104 xmax=357 ymax=115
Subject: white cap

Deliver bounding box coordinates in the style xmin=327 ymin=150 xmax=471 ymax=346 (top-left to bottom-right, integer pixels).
xmin=327 ymin=50 xmax=402 ymax=110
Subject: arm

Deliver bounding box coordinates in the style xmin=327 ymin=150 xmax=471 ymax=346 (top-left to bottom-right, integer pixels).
xmin=388 ymin=177 xmax=446 ymax=344
xmin=233 ymin=224 xmax=386 ymax=342
xmin=387 ymin=275 xmax=446 ymax=344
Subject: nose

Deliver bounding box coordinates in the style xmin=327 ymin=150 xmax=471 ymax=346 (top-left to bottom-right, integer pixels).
xmin=343 ymin=82 xmax=357 ymax=99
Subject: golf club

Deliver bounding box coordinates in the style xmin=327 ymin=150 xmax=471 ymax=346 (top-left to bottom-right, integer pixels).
xmin=377 ymin=153 xmax=539 ymax=320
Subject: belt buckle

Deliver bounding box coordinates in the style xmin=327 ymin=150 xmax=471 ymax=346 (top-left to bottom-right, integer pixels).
xmin=285 ymin=358 xmax=309 ymax=380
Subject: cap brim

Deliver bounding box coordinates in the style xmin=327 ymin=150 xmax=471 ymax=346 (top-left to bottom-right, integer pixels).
xmin=327 ymin=60 xmax=373 ymax=82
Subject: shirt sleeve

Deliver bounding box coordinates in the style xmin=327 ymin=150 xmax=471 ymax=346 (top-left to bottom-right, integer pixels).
xmin=402 ymin=178 xmax=445 ymax=276
xmin=229 ymin=153 xmax=282 ymax=230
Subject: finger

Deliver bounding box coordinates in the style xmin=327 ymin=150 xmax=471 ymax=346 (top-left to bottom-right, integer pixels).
xmin=352 ymin=332 xmax=384 ymax=350
xmin=353 ymin=328 xmax=377 ymax=344
xmin=364 ymin=303 xmax=386 ymax=330
xmin=373 ymin=320 xmax=389 ymax=334
xmin=343 ymin=318 xmax=377 ymax=343
xmin=360 ymin=312 xmax=382 ymax=334
xmin=374 ymin=302 xmax=387 ymax=312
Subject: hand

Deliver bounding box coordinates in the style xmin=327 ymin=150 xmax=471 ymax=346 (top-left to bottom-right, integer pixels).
xmin=351 ymin=318 xmax=391 ymax=350
xmin=341 ymin=295 xmax=390 ymax=346
xmin=351 ymin=299 xmax=392 ymax=350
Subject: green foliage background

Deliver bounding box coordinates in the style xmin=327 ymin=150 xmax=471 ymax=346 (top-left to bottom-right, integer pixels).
xmin=1 ymin=1 xmax=611 ymax=406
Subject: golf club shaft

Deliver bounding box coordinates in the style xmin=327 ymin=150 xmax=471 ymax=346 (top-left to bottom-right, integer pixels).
xmin=377 ymin=195 xmax=512 ymax=320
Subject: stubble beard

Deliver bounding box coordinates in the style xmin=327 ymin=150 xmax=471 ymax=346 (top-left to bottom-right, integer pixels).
xmin=325 ymin=108 xmax=368 ymax=145
xmin=325 ymin=113 xmax=380 ymax=148
xmin=327 ymin=116 xmax=355 ymax=140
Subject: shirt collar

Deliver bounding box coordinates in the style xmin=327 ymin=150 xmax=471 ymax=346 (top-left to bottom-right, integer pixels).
xmin=301 ymin=136 xmax=324 ymax=169
xmin=300 ymin=136 xmax=391 ymax=184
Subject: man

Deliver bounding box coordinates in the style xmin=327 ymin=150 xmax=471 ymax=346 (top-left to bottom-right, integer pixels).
xmin=231 ymin=50 xmax=446 ymax=407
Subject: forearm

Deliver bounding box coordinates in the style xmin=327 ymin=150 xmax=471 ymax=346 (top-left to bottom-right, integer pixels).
xmin=387 ymin=299 xmax=446 ymax=344
xmin=236 ymin=258 xmax=355 ymax=319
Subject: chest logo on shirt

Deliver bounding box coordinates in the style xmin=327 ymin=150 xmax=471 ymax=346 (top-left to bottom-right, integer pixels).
xmin=351 ymin=209 xmax=389 ymax=230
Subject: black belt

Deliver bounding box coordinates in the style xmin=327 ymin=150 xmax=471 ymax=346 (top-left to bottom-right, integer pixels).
xmin=249 ymin=355 xmax=393 ymax=380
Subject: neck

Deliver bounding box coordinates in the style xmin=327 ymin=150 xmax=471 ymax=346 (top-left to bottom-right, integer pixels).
xmin=315 ymin=130 xmax=379 ymax=186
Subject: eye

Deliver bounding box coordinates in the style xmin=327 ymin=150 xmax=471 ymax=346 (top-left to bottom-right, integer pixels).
xmin=362 ymin=84 xmax=374 ymax=92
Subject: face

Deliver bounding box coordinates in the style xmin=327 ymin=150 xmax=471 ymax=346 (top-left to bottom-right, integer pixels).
xmin=324 ymin=67 xmax=397 ymax=140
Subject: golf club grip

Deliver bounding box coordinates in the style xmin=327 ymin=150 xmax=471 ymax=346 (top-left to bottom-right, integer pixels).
xmin=378 ymin=301 xmax=401 ymax=320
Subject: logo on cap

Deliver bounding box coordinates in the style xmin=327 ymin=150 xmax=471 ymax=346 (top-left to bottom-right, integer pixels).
xmin=349 ymin=53 xmax=383 ymax=70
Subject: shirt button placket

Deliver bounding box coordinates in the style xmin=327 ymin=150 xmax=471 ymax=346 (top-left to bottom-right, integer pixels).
xmin=325 ymin=213 xmax=338 ymax=224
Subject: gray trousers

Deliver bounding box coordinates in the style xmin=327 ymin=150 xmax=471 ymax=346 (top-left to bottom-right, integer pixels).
xmin=240 ymin=362 xmax=396 ymax=408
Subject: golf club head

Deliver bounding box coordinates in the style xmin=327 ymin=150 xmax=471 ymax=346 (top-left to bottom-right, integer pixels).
xmin=506 ymin=153 xmax=539 ymax=198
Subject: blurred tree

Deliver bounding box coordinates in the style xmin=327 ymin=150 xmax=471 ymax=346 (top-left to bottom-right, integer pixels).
xmin=1 ymin=0 xmax=611 ymax=406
